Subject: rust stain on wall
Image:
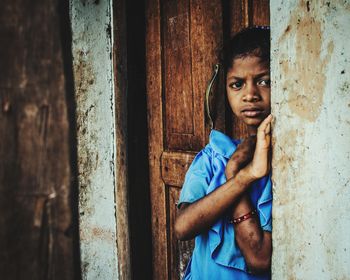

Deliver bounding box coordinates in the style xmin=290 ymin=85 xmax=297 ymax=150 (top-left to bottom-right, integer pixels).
xmin=80 ymin=225 xmax=115 ymax=243
xmin=279 ymin=1 xmax=334 ymax=122
xmin=73 ymin=48 xmax=100 ymax=221
xmin=73 ymin=49 xmax=95 ymax=99
xmin=273 ymin=128 xmax=306 ymax=206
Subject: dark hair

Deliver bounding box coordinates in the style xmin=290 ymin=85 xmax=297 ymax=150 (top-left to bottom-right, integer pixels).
xmin=222 ymin=27 xmax=270 ymax=71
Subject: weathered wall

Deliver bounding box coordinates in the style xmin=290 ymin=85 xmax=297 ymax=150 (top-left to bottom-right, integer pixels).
xmin=271 ymin=1 xmax=350 ymax=279
xmin=70 ymin=0 xmax=119 ymax=279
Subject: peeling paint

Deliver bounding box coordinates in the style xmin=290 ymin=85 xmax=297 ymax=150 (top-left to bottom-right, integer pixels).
xmin=70 ymin=0 xmax=118 ymax=279
xmin=278 ymin=1 xmax=334 ymax=122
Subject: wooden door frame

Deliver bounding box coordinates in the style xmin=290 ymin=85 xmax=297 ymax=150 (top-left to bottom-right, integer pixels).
xmin=145 ymin=0 xmax=168 ymax=278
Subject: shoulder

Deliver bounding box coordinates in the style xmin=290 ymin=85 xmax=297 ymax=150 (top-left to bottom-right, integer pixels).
xmin=184 ymin=130 xmax=240 ymax=179
xmin=207 ymin=130 xmax=240 ymax=159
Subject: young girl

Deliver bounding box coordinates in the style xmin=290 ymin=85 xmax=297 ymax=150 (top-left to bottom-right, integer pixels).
xmin=175 ymin=27 xmax=272 ymax=280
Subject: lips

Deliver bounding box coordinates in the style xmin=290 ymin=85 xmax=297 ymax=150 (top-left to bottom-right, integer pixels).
xmin=241 ymin=107 xmax=264 ymax=117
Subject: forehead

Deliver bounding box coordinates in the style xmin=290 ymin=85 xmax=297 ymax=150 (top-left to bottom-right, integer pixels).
xmin=227 ymin=56 xmax=269 ymax=77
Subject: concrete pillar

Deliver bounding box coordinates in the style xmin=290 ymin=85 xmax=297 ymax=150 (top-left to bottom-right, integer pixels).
xmin=70 ymin=0 xmax=119 ymax=279
xmin=271 ymin=1 xmax=350 ymax=279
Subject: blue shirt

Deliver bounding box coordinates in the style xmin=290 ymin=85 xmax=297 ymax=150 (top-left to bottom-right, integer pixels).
xmin=178 ymin=130 xmax=272 ymax=280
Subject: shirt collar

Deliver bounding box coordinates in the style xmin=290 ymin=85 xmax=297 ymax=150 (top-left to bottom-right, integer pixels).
xmin=209 ymin=130 xmax=241 ymax=159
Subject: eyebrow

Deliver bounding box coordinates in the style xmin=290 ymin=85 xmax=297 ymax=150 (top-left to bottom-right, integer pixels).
xmin=227 ymin=71 xmax=270 ymax=80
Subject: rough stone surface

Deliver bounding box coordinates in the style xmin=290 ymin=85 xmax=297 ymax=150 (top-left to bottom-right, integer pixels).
xmin=271 ymin=1 xmax=350 ymax=279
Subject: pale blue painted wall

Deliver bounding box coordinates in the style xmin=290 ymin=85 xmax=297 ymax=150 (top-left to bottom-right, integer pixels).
xmin=271 ymin=1 xmax=350 ymax=279
xmin=70 ymin=0 xmax=119 ymax=279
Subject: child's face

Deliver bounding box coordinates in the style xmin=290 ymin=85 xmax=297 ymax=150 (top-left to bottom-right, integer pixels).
xmin=226 ymin=55 xmax=271 ymax=131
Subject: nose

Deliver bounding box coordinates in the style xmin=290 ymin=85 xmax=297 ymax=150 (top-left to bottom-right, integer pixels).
xmin=243 ymin=82 xmax=260 ymax=102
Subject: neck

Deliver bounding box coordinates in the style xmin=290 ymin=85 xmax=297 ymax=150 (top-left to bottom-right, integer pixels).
xmin=247 ymin=125 xmax=258 ymax=136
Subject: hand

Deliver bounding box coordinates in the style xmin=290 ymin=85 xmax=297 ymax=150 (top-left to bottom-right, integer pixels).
xmin=245 ymin=114 xmax=273 ymax=180
xmin=225 ymin=135 xmax=256 ymax=179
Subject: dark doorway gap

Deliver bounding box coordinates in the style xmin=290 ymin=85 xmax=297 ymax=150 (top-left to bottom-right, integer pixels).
xmin=57 ymin=0 xmax=82 ymax=279
xmin=125 ymin=0 xmax=153 ymax=279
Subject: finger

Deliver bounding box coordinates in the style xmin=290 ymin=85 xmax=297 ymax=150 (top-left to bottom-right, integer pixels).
xmin=258 ymin=114 xmax=273 ymax=134
xmin=259 ymin=114 xmax=273 ymax=128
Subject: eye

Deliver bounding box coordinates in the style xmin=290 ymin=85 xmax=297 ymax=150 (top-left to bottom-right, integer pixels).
xmin=228 ymin=81 xmax=244 ymax=90
xmin=257 ymin=78 xmax=271 ymax=87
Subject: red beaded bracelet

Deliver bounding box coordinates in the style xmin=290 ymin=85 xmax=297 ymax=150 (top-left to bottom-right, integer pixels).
xmin=231 ymin=209 xmax=257 ymax=225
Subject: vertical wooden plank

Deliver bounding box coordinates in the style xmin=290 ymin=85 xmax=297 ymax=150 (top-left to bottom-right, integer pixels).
xmin=162 ymin=0 xmax=224 ymax=151
xmin=146 ymin=0 xmax=168 ymax=279
xmin=113 ymin=0 xmax=131 ymax=279
xmin=229 ymin=0 xmax=270 ymax=44
xmin=168 ymin=187 xmax=194 ymax=280
xmin=0 ymin=0 xmax=78 ymax=279
xmin=229 ymin=0 xmax=249 ymax=35
xmin=163 ymin=0 xmax=194 ymax=136
xmin=190 ymin=0 xmax=224 ymax=142
xmin=162 ymin=0 xmax=203 ymax=151
xmin=252 ymin=0 xmax=270 ymax=26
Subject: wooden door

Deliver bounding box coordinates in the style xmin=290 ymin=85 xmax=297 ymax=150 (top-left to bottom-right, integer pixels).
xmin=0 ymin=0 xmax=79 ymax=279
xmin=146 ymin=1 xmax=269 ymax=279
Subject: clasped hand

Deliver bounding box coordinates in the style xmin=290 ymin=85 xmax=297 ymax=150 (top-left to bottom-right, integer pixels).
xmin=225 ymin=114 xmax=272 ymax=181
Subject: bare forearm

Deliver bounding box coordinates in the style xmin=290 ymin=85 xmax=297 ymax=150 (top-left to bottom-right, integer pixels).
xmin=175 ymin=169 xmax=254 ymax=240
xmin=232 ymin=196 xmax=271 ymax=274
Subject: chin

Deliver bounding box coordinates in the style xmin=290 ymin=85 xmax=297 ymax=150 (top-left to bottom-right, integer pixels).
xmin=242 ymin=117 xmax=264 ymax=127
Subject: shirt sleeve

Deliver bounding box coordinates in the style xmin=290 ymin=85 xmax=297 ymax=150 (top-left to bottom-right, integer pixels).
xmin=177 ymin=147 xmax=213 ymax=208
xmin=256 ymin=174 xmax=273 ymax=232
